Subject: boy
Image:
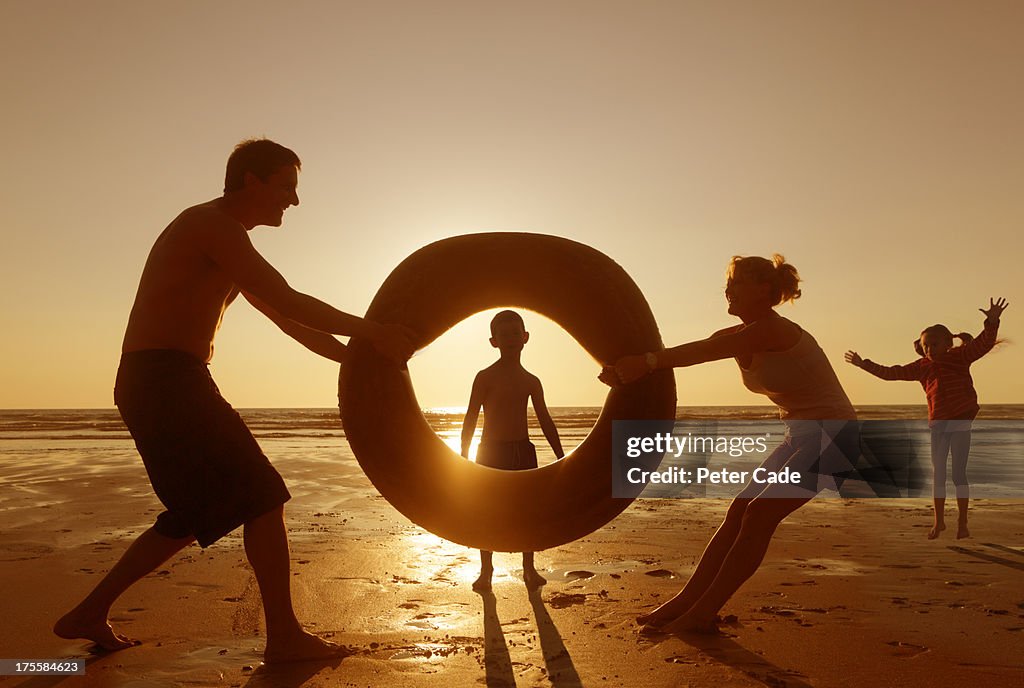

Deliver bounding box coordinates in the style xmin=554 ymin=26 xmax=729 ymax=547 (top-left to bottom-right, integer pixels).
xmin=460 ymin=310 xmax=565 ymax=590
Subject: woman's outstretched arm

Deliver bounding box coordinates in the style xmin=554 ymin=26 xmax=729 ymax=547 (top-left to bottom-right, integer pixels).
xmin=605 ymin=320 xmax=786 ymax=385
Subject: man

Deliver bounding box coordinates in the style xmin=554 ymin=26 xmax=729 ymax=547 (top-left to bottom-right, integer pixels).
xmin=54 ymin=139 xmax=414 ymax=663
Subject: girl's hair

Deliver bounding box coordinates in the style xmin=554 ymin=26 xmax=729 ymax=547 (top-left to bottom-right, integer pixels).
xmin=727 ymin=254 xmax=802 ymax=306
xmin=912 ymin=325 xmax=968 ymax=356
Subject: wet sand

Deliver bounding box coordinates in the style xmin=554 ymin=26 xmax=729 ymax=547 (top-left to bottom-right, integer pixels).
xmin=3 ymin=447 xmax=1024 ymax=687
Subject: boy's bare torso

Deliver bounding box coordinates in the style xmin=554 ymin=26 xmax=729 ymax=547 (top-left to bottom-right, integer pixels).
xmin=122 ymin=201 xmax=243 ymax=362
xmin=478 ymin=361 xmax=540 ymax=443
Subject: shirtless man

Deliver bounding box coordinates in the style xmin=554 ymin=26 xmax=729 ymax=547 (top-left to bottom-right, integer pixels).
xmin=460 ymin=310 xmax=564 ymax=590
xmin=54 ymin=139 xmax=414 ymax=663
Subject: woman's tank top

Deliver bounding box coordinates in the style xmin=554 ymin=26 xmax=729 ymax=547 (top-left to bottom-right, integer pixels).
xmin=739 ymin=329 xmax=857 ymax=423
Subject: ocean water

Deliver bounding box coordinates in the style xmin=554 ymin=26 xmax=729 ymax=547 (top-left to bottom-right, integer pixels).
xmin=2 ymin=406 xmax=1023 ymax=500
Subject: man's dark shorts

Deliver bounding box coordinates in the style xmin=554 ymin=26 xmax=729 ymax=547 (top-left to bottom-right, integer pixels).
xmin=114 ymin=350 xmax=291 ymax=547
xmin=476 ymin=439 xmax=538 ymax=470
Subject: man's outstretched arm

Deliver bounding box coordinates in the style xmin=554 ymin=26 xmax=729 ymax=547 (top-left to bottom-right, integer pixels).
xmin=196 ymin=214 xmax=414 ymax=361
xmin=244 ymin=292 xmax=347 ymax=363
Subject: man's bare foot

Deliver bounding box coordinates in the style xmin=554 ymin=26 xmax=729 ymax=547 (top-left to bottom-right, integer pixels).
xmin=927 ymin=522 xmax=946 ymax=540
xmin=53 ymin=610 xmax=137 ymax=651
xmin=472 ymin=572 xmax=492 ymax=591
xmin=523 ymin=569 xmax=547 ymax=589
xmin=956 ymin=522 xmax=970 ymax=539
xmin=264 ymin=631 xmax=352 ymax=665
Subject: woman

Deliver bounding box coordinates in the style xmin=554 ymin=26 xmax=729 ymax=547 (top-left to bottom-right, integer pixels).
xmin=602 ymin=254 xmax=860 ymax=634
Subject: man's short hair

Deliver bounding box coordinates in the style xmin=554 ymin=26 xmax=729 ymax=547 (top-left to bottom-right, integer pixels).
xmin=490 ymin=310 xmax=526 ymax=336
xmin=224 ymin=138 xmax=301 ymax=193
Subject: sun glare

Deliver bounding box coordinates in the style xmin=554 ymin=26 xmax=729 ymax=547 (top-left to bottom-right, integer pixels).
xmin=440 ymin=431 xmax=479 ymax=462
xmin=406 ymin=309 xmax=607 ymax=409
xmin=402 ymin=530 xmax=481 ymax=587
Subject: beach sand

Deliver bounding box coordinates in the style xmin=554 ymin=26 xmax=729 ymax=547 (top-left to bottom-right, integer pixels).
xmin=3 ymin=446 xmax=1023 ymax=688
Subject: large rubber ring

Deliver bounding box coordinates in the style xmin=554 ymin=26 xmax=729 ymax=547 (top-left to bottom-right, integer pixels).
xmin=339 ymin=233 xmax=676 ymax=552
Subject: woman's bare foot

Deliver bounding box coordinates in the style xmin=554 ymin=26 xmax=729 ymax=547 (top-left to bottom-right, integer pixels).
xmin=53 ymin=610 xmax=137 ymax=651
xmin=927 ymin=522 xmax=946 ymax=540
xmin=660 ymin=612 xmax=720 ymax=636
xmin=956 ymin=521 xmax=970 ymax=539
xmin=636 ymin=597 xmax=694 ymax=628
xmin=638 ymin=622 xmax=673 ymax=637
xmin=264 ymin=630 xmax=352 ymax=665
xmin=523 ymin=569 xmax=547 ymax=589
xmin=636 ymin=612 xmax=666 ymax=628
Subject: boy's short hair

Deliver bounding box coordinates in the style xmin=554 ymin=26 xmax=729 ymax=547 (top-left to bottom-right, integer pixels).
xmin=224 ymin=138 xmax=301 ymax=193
xmin=490 ymin=310 xmax=525 ymax=336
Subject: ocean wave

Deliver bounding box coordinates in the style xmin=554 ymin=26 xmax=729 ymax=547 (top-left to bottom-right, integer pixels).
xmin=3 ymin=405 xmax=1023 ymax=438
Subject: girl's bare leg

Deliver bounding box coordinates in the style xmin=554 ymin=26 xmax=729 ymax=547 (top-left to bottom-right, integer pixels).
xmin=955 ymin=498 xmax=970 ymax=539
xmin=929 ymin=428 xmax=951 ymax=539
xmin=950 ymin=430 xmax=972 ymax=539
xmin=929 ymin=498 xmax=947 ymax=539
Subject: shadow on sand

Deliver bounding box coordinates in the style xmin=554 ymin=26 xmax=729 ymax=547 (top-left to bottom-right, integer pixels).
xmin=478 ymin=590 xmax=516 ymax=688
xmin=241 ymin=655 xmax=344 ymax=688
xmin=949 ymin=544 xmax=1024 ymax=571
xmin=528 ymin=587 xmax=583 ymax=687
xmin=648 ymin=627 xmax=814 ymax=688
xmin=477 ymin=587 xmax=583 ymax=688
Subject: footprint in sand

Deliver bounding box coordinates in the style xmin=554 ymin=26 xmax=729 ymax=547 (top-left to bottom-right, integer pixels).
xmin=406 ymin=612 xmax=445 ymax=630
xmin=887 ymin=641 xmax=929 ymax=658
xmin=547 ymin=592 xmax=587 ymax=609
xmin=644 ymin=569 xmax=677 ymax=578
xmin=664 ymin=656 xmax=699 ymax=666
xmin=564 ymin=570 xmax=596 ymax=581
xmin=758 ymin=606 xmax=797 ymax=617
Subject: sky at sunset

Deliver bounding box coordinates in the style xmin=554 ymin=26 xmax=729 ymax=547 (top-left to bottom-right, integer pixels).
xmin=2 ymin=1 xmax=1021 ymax=410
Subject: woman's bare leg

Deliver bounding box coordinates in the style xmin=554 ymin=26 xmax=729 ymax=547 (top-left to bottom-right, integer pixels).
xmin=637 ymin=498 xmax=751 ymax=627
xmin=662 ymin=496 xmax=811 ymax=634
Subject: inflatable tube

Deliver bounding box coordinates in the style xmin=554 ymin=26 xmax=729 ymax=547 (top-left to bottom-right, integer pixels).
xmin=339 ymin=233 xmax=676 ymax=552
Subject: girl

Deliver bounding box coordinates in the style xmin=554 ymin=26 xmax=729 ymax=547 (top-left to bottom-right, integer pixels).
xmin=845 ymin=298 xmax=1008 ymax=540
